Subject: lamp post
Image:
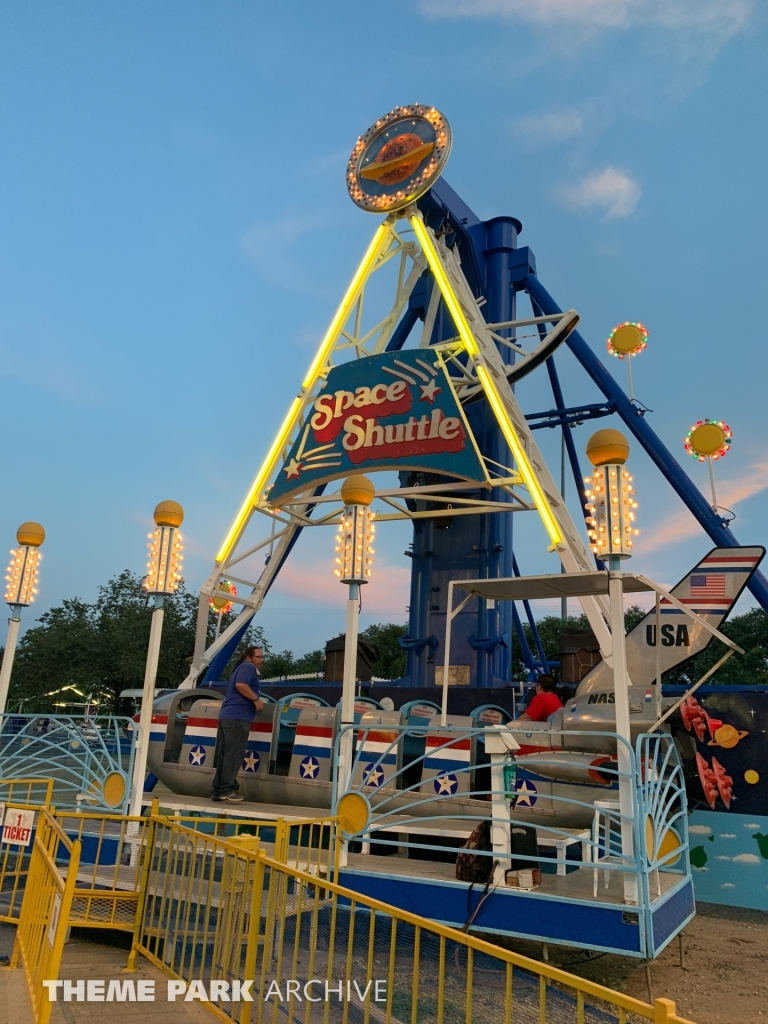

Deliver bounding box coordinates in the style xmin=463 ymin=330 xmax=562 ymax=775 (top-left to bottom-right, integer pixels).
xmin=128 ymin=500 xmax=184 ymax=817
xmin=334 ymin=475 xmax=376 ymax=798
xmin=584 ymin=429 xmax=640 ymax=905
xmin=0 ymin=522 xmax=45 ymax=718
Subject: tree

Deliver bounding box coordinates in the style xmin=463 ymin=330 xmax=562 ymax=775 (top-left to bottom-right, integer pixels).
xmin=510 ymin=605 xmax=768 ymax=686
xmin=7 ymin=570 xmax=268 ymax=713
xmin=511 ymin=606 xmax=656 ymax=681
xmin=360 ymin=622 xmax=408 ymax=680
xmin=663 ymin=608 xmax=768 ymax=686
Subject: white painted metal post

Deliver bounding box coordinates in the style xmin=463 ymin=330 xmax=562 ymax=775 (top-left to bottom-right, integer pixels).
xmin=129 ymin=597 xmax=165 ymax=817
xmin=608 ymin=563 xmax=638 ymax=905
xmin=485 ymin=726 xmax=520 ymax=886
xmin=440 ymin=582 xmax=455 ymax=726
xmin=337 ymin=582 xmax=359 ymax=798
xmin=0 ymin=607 xmax=22 ymax=718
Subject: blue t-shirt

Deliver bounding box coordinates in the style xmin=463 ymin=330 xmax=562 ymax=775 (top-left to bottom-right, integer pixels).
xmin=220 ymin=661 xmax=260 ymax=722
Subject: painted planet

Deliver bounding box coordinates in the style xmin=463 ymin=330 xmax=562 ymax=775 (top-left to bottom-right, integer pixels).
xmin=359 ymin=134 xmax=435 ymax=185
xmin=708 ymin=723 xmax=749 ymax=749
xmin=745 ymin=770 xmax=760 ymax=784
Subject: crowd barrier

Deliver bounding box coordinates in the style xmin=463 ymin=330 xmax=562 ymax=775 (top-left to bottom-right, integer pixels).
xmin=129 ymin=816 xmax=695 ymax=1024
xmin=0 ymin=780 xmax=54 ymax=923
xmin=0 ymin=783 xmax=696 ymax=1024
xmin=10 ymin=809 xmax=80 ymax=1024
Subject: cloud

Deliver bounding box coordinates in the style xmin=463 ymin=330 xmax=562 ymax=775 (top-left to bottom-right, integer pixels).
xmin=719 ymin=834 xmax=737 ymax=839
xmin=688 ymin=824 xmax=712 ymax=834
xmin=721 ymin=882 xmax=735 ymax=888
xmin=733 ymin=853 xmax=761 ymax=864
xmin=715 ymin=855 xmax=731 ymax=860
xmin=516 ymin=109 xmax=584 ymax=142
xmin=272 ymin=556 xmax=410 ymax=615
xmin=419 ymin=0 xmax=752 ymax=37
xmin=560 ymin=167 xmax=642 ymax=220
xmin=642 ymin=462 xmax=768 ymax=552
xmin=745 ymin=823 xmax=761 ymax=829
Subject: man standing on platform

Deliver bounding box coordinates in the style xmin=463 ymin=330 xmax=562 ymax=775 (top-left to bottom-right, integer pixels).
xmin=211 ymin=646 xmax=264 ymax=802
xmin=516 ymin=674 xmax=563 ymax=723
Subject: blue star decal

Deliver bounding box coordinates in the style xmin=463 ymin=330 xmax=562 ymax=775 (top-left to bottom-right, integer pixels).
xmin=363 ymin=764 xmax=385 ymax=788
xmin=188 ymin=745 xmax=206 ymax=766
xmin=433 ymin=773 xmax=458 ymax=795
xmin=242 ymin=751 xmax=260 ymax=773
xmin=515 ymin=780 xmax=537 ymax=807
xmin=300 ymin=756 xmax=320 ymax=779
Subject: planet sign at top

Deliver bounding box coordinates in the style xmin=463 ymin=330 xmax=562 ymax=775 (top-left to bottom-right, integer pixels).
xmin=347 ymin=105 xmax=452 ymax=213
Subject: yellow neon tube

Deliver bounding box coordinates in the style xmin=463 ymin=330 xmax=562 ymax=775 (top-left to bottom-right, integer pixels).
xmin=411 ymin=213 xmax=563 ymax=547
xmin=215 ymin=221 xmax=392 ymax=564
xmin=410 ymin=216 xmax=480 ymax=359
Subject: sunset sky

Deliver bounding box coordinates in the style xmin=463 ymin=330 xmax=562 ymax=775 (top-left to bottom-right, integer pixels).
xmin=1 ymin=1 xmax=766 ymax=658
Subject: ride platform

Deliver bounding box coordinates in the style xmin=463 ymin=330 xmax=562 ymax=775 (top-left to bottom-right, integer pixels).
xmin=143 ymin=790 xmax=693 ymax=959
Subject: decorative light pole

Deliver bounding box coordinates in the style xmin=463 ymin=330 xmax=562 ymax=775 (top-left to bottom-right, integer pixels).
xmin=128 ymin=500 xmax=184 ymax=817
xmin=334 ymin=475 xmax=375 ymax=798
xmin=584 ymin=429 xmax=639 ymax=905
xmin=607 ymin=321 xmax=648 ymax=403
xmin=0 ymin=522 xmax=45 ymax=717
xmin=683 ymin=418 xmax=732 ymax=512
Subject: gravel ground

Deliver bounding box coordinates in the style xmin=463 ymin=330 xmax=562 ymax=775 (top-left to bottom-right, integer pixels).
xmin=482 ymin=901 xmax=768 ymax=1023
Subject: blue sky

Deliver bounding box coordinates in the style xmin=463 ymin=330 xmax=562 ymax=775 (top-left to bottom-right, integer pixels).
xmin=1 ymin=0 xmax=766 ymax=659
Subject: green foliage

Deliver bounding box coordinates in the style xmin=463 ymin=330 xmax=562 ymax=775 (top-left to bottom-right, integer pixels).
xmin=510 ymin=604 xmax=768 ymax=686
xmin=360 ymin=622 xmax=408 ymax=680
xmin=8 ymin=570 xmax=267 ymax=713
xmin=662 ymin=607 xmax=768 ymax=686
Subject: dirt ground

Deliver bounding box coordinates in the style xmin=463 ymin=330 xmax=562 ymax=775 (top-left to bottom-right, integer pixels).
xmin=485 ymin=901 xmax=768 ymax=1023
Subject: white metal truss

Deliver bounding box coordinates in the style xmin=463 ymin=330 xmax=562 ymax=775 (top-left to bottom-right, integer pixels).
xmin=181 ymin=214 xmax=613 ymax=687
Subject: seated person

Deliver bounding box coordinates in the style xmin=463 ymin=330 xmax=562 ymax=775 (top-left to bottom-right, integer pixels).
xmin=516 ymin=674 xmax=563 ymax=723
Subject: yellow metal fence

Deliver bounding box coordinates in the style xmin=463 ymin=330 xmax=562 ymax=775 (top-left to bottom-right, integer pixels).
xmin=129 ymin=816 xmax=695 ymax=1024
xmin=10 ymin=809 xmax=80 ymax=1024
xmin=0 ymin=783 xmax=696 ymax=1024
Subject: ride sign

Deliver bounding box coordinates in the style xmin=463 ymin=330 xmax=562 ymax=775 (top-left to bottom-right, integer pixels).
xmin=270 ymin=350 xmax=485 ymax=503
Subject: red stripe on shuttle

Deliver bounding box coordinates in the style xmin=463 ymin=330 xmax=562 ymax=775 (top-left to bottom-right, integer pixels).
xmin=296 ymin=725 xmax=333 ymax=737
xmin=701 ymin=556 xmax=759 ymax=563
xmin=425 ymin=737 xmax=471 ymax=750
xmin=359 ymin=730 xmax=399 ymax=743
xmin=249 ymin=721 xmax=272 ymax=733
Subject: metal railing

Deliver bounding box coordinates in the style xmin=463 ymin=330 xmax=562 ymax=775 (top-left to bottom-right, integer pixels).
xmin=10 ymin=809 xmax=81 ymax=1024
xmin=330 ymin=724 xmax=690 ymax=930
xmin=0 ymin=715 xmax=134 ymax=813
xmin=128 ymin=815 xmax=695 ymax=1024
xmin=171 ymin=813 xmax=340 ymax=878
xmin=0 ymin=780 xmax=53 ymax=923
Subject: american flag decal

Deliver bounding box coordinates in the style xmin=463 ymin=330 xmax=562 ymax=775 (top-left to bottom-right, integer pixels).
xmin=690 ymin=574 xmax=726 ymax=596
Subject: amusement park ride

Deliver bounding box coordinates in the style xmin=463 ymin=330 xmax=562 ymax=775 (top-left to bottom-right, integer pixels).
xmin=119 ymin=104 xmax=768 ymax=958
xmin=0 ymin=103 xmax=765 ymax=971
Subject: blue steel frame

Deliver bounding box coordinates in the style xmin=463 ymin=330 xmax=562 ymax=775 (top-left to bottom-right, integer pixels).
xmin=396 ymin=178 xmax=768 ymax=689
xmin=203 ymin=176 xmax=767 ymax=687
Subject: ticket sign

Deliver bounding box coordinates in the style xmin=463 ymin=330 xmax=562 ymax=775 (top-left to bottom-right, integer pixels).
xmin=270 ymin=349 xmax=486 ymax=504
xmin=2 ymin=808 xmax=35 ymax=846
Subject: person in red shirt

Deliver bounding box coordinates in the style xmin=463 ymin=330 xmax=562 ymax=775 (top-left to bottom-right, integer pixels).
xmin=517 ymin=674 xmax=563 ymax=723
